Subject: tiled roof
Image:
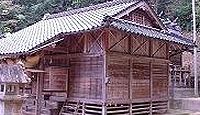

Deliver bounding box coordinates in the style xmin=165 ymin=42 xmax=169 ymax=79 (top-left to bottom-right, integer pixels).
xmin=0 ymin=64 xmax=30 ymax=83
xmin=45 ymin=0 xmax=139 ymax=19
xmin=0 ymin=0 xmax=194 ymax=55
xmin=0 ymin=0 xmax=138 ymax=55
xmin=109 ymin=18 xmax=194 ymax=46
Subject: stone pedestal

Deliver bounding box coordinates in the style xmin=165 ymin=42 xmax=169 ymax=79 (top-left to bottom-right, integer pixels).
xmin=0 ymin=96 xmax=24 ymax=115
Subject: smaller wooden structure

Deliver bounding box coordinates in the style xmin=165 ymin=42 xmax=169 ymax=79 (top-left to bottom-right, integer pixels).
xmin=0 ymin=64 xmax=30 ymax=115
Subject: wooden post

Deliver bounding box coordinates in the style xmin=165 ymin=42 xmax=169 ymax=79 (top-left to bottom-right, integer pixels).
xmin=35 ymin=58 xmax=44 ymax=115
xmin=150 ymin=62 xmax=153 ymax=115
xmin=129 ymin=58 xmax=133 ymax=115
xmin=82 ymin=103 xmax=85 ymax=115
xmin=36 ymin=72 xmax=43 ymax=115
xmin=149 ymin=39 xmax=153 ymax=115
xmin=179 ymin=71 xmax=182 ymax=86
xmin=23 ymin=84 xmax=25 ymax=94
xmin=171 ymin=66 xmax=175 ymax=101
xmin=102 ymin=29 xmax=109 ymax=115
xmin=102 ymin=51 xmax=107 ymax=115
xmin=167 ymin=63 xmax=170 ymax=110
xmin=166 ymin=43 xmax=170 ymax=110
xmin=102 ymin=104 xmax=107 ymax=115
xmin=16 ymin=84 xmax=20 ymax=95
xmin=3 ymin=84 xmax=6 ymax=95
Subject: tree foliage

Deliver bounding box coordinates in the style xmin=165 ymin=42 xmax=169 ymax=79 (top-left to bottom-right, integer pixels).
xmin=0 ymin=0 xmax=107 ymax=33
xmin=152 ymin=0 xmax=200 ymax=31
xmin=0 ymin=0 xmax=199 ymax=34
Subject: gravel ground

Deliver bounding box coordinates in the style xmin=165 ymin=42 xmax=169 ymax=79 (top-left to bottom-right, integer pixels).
xmin=163 ymin=109 xmax=200 ymax=115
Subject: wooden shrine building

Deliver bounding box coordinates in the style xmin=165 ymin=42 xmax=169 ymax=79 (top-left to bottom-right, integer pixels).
xmin=0 ymin=0 xmax=194 ymax=114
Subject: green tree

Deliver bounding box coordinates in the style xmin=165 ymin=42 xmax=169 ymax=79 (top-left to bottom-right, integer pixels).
xmin=1 ymin=0 xmax=200 ymax=34
xmin=0 ymin=0 xmax=108 ymax=33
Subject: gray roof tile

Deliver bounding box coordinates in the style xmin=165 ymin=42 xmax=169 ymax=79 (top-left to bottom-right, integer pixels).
xmin=0 ymin=64 xmax=30 ymax=83
xmin=0 ymin=1 xmax=136 ymax=55
xmin=109 ymin=18 xmax=194 ymax=46
xmin=0 ymin=0 xmax=193 ymax=55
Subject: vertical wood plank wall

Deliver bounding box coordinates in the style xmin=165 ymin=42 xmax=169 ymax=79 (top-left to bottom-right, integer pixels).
xmin=68 ymin=56 xmax=103 ymax=100
xmin=105 ymin=28 xmax=169 ymax=114
xmin=107 ymin=54 xmax=168 ymax=100
xmin=40 ymin=28 xmax=170 ymax=114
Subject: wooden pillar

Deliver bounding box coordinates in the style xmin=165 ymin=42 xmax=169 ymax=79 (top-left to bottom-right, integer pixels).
xmin=36 ymin=72 xmax=43 ymax=115
xmin=167 ymin=63 xmax=170 ymax=110
xmin=179 ymin=71 xmax=182 ymax=86
xmin=82 ymin=103 xmax=85 ymax=115
xmin=183 ymin=73 xmax=187 ymax=87
xmin=102 ymin=104 xmax=107 ymax=115
xmin=3 ymin=84 xmax=6 ymax=95
xmin=102 ymin=28 xmax=109 ymax=115
xmin=16 ymin=85 xmax=20 ymax=95
xmin=129 ymin=58 xmax=133 ymax=115
xmin=102 ymin=52 xmax=107 ymax=115
xmin=174 ymin=71 xmax=177 ymax=87
xmin=150 ymin=62 xmax=153 ymax=115
xmin=171 ymin=66 xmax=175 ymax=100
xmin=149 ymin=39 xmax=153 ymax=115
xmin=23 ymin=84 xmax=25 ymax=94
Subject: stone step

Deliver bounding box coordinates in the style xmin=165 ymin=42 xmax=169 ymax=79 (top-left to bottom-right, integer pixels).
xmin=162 ymin=109 xmax=200 ymax=115
xmin=172 ymin=98 xmax=200 ymax=111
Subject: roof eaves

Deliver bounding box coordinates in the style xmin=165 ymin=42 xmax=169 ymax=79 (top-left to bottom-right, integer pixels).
xmin=0 ymin=25 xmax=105 ymax=57
xmin=45 ymin=0 xmax=139 ymax=20
xmin=105 ymin=17 xmax=194 ymax=47
xmin=113 ymin=1 xmax=142 ymax=18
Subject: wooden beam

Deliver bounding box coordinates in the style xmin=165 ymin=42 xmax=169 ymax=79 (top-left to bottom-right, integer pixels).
xmin=149 ymin=39 xmax=152 ymax=57
xmin=43 ymin=46 xmax=68 ymax=53
xmin=73 ymin=33 xmax=85 ymax=52
xmin=83 ymin=34 xmax=88 ymax=53
xmin=25 ymin=69 xmax=46 ymax=73
xmin=166 ymin=43 xmax=169 ymax=60
xmin=169 ymin=50 xmax=184 ymax=58
xmin=44 ymin=53 xmax=103 ymax=59
xmin=132 ymin=39 xmax=148 ymax=54
xmin=108 ymin=52 xmax=170 ymax=63
xmin=104 ymin=29 xmax=110 ymax=50
xmin=88 ymin=30 xmax=104 ymax=52
xmin=109 ymin=29 xmax=117 ymax=40
xmin=152 ymin=42 xmax=166 ymax=57
xmin=128 ymin=34 xmax=132 ymax=54
xmin=67 ymin=98 xmax=103 ymax=104
xmin=108 ymin=33 xmax=130 ymax=51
